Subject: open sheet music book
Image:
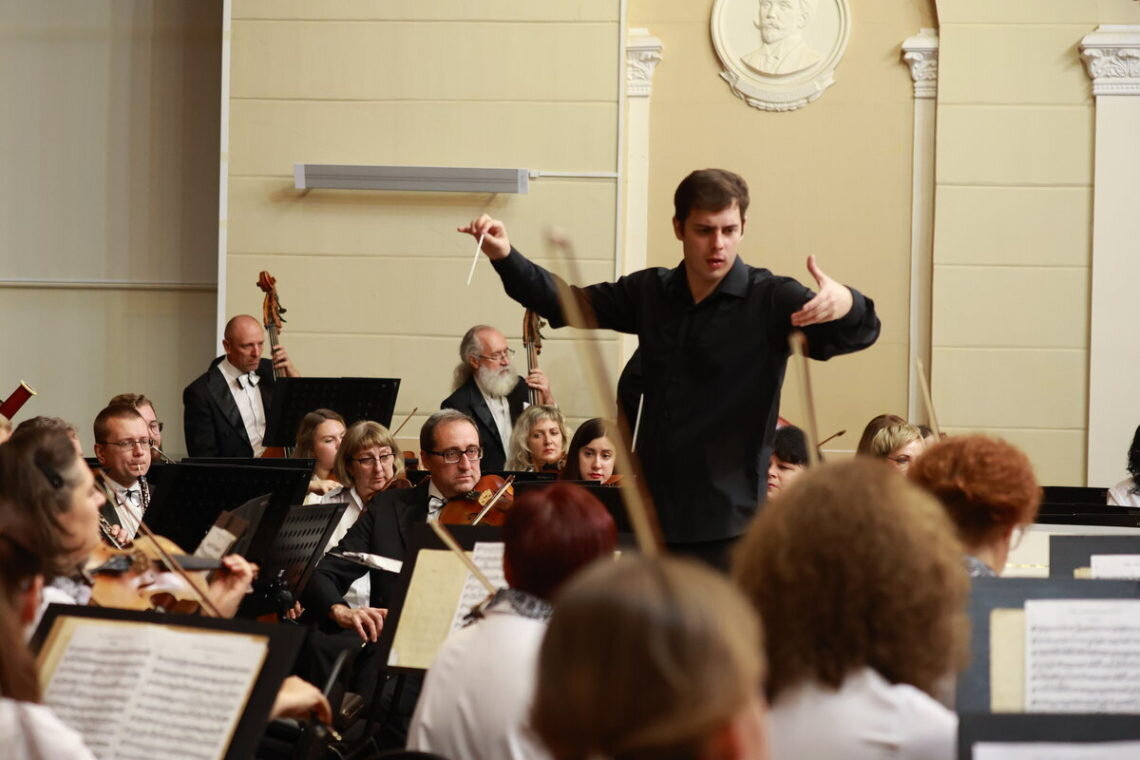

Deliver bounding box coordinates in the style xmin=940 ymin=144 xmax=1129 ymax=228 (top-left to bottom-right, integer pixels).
xmin=387 ymin=541 xmax=505 ymax=671
xmin=36 ymin=613 xmax=271 ymax=760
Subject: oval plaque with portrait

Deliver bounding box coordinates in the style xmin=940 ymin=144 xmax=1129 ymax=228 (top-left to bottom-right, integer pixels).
xmin=712 ymin=0 xmax=851 ymax=111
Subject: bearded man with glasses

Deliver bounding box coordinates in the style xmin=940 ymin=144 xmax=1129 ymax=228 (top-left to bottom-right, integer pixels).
xmin=441 ymin=324 xmax=555 ymax=472
xmin=91 ymin=404 xmax=153 ymax=543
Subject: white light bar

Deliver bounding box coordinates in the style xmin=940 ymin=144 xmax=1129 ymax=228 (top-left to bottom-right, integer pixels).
xmin=293 ymin=164 xmax=529 ymax=194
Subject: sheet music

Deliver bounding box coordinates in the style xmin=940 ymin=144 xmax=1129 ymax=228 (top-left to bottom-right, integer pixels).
xmin=991 ymin=608 xmax=1027 ymax=712
xmin=974 ymin=741 xmax=1140 ymax=759
xmin=1090 ymin=555 xmax=1140 ymax=580
xmin=388 ymin=549 xmax=469 ymax=670
xmin=42 ymin=621 xmax=267 ymax=760
xmin=447 ymin=541 xmax=506 ymax=633
xmin=1025 ymin=599 xmax=1140 ymax=712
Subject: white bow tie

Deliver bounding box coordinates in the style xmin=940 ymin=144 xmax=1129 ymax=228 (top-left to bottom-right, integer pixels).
xmin=238 ymin=371 xmax=260 ymax=389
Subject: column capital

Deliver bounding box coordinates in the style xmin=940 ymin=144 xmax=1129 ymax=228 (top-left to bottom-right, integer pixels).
xmin=1081 ymin=25 xmax=1140 ymax=97
xmin=626 ymin=28 xmax=664 ymax=99
xmin=901 ymin=28 xmax=939 ymax=100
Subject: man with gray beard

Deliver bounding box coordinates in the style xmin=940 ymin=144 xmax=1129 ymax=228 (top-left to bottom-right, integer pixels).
xmin=441 ymin=325 xmax=555 ymax=472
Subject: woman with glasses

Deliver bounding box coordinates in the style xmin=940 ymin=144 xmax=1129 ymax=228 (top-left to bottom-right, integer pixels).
xmin=867 ymin=422 xmax=926 ymax=475
xmin=909 ymin=435 xmax=1042 ymax=578
xmin=314 ymin=420 xmax=403 ymax=607
xmin=505 ymin=405 xmax=568 ymax=473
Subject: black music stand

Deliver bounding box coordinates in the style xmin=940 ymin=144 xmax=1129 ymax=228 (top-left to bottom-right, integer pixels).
xmin=513 ymin=479 xmax=634 ymax=537
xmin=183 ymin=457 xmax=317 ymax=471
xmin=262 ymin=377 xmax=400 ymax=448
xmin=484 ymin=470 xmax=559 ymax=483
xmin=143 ymin=462 xmax=311 ymax=553
xmin=1050 ymin=534 xmax=1140 ymax=579
xmin=236 ymin=500 xmax=349 ymax=618
xmin=1041 ymin=485 xmax=1109 ymax=504
xmin=958 ymin=713 xmax=1140 ymax=760
xmin=957 ymin=577 xmax=1140 ymax=714
xmin=31 ymin=604 xmax=305 ymax=760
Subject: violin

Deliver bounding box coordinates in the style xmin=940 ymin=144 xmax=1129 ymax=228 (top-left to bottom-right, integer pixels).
xmin=257 ymin=271 xmax=290 ymax=458
xmin=522 ymin=310 xmax=546 ymax=406
xmin=86 ymin=535 xmax=222 ymax=614
xmin=438 ymin=474 xmax=516 ymax=527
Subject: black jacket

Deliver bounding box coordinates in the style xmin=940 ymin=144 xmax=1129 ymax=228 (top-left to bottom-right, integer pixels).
xmin=182 ymin=356 xmax=276 ymax=458
xmin=439 ymin=375 xmax=528 ymax=472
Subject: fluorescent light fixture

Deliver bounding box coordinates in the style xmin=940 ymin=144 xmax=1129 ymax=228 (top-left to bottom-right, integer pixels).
xmin=293 ymin=164 xmax=529 ymax=194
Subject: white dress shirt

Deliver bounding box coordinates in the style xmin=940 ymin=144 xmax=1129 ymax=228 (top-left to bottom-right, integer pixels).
xmin=217 ymin=358 xmax=267 ymax=456
xmin=477 ymin=383 xmax=513 ymax=454
xmin=0 ymin=698 xmax=96 ymax=760
xmin=319 ymin=486 xmax=371 ymax=608
xmin=767 ymin=667 xmax=956 ymax=760
xmin=1108 ymin=477 xmax=1140 ymax=507
xmin=105 ymin=476 xmax=144 ymax=541
xmin=408 ymin=593 xmax=552 ymax=760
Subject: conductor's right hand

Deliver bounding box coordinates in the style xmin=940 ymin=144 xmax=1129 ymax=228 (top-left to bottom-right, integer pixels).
xmin=330 ymin=603 xmax=387 ymax=642
xmin=458 ymin=214 xmax=511 ymax=260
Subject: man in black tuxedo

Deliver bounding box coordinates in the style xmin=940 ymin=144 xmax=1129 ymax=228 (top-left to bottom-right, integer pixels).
xmin=181 ymin=314 xmax=298 ymax=457
xmin=303 ymin=409 xmax=483 ymax=641
xmin=440 ymin=324 xmax=554 ymax=472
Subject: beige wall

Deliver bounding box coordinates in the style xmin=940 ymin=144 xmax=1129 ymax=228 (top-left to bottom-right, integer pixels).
xmin=628 ymin=0 xmax=936 ymax=451
xmin=0 ymin=1 xmax=221 ymax=456
xmin=226 ymin=1 xmax=623 ymax=445
xmin=931 ymin=0 xmax=1140 ymax=485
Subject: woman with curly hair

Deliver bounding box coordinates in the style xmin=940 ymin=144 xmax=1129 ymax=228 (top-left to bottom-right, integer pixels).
xmin=505 ymin=405 xmax=569 ymax=473
xmin=1107 ymin=425 xmax=1140 ymax=507
xmin=909 ymin=435 xmax=1041 ymax=577
xmin=733 ymin=459 xmax=968 ymax=760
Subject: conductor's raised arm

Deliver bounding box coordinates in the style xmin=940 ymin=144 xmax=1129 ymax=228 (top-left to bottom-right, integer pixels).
xmin=458 ymin=214 xmax=512 ymax=260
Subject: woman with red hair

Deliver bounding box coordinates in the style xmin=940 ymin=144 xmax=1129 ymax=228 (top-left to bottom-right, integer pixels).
xmin=408 ymin=483 xmax=618 ymax=760
xmin=908 ymin=435 xmax=1042 ymax=577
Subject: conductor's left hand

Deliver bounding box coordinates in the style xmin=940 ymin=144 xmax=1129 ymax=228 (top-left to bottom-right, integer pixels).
xmin=790 ymin=256 xmax=854 ymax=327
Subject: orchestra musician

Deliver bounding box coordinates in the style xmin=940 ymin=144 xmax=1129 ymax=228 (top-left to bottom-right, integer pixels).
xmin=407 ymin=483 xmax=618 ymax=760
xmin=766 ymin=425 xmax=809 ymax=498
xmin=0 ymin=413 xmax=10 ymax=445
xmin=560 ymin=417 xmax=617 ymax=483
xmin=461 ymin=168 xmax=880 ymax=568
xmin=441 ymin=324 xmax=555 ymax=472
xmin=293 ymin=408 xmax=347 ymax=497
xmin=867 ymin=422 xmax=926 ymax=475
xmin=92 ymin=404 xmax=153 ymax=544
xmin=909 ymin=435 xmax=1042 ymax=578
xmin=733 ymin=460 xmax=967 ymax=759
xmin=14 ymin=415 xmax=83 ymax=455
xmin=182 ymin=314 xmax=299 ymax=458
xmin=108 ymin=392 xmax=165 ymax=453
xmin=854 ymin=413 xmax=905 ymax=456
xmin=315 ymin=420 xmax=404 ymax=608
xmin=532 ymin=554 xmax=770 ymax=760
xmin=504 ymin=404 xmax=568 ymax=472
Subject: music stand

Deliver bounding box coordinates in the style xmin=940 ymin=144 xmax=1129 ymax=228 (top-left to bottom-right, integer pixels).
xmin=143 ymin=462 xmax=311 ymax=553
xmin=513 ymin=479 xmax=634 ymax=537
xmin=1041 ymin=485 xmax=1110 ymax=505
xmin=183 ymin=457 xmax=317 ymax=470
xmin=484 ymin=470 xmax=559 ymax=483
xmin=1050 ymin=535 xmax=1140 ymax=579
xmin=32 ymin=604 xmax=305 ymax=760
xmin=237 ymin=501 xmax=348 ymax=618
xmin=262 ymin=377 xmax=400 ymax=447
xmin=958 ymin=713 xmax=1140 ymax=760
xmin=957 ymin=577 xmax=1140 ymax=714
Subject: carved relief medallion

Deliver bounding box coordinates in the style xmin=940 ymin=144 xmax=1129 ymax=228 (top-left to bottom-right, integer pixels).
xmin=712 ymin=0 xmax=851 ymax=111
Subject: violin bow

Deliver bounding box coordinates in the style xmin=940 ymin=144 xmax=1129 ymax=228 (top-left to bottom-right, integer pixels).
xmin=915 ymin=358 xmax=942 ymax=439
xmin=544 ymin=229 xmax=662 ymax=556
xmin=817 ymin=428 xmax=846 ymax=449
xmin=134 ymin=519 xmax=225 ymax=618
xmin=390 ymin=407 xmax=418 ymax=438
xmin=428 ymin=520 xmax=497 ymax=594
xmin=471 ymin=475 xmax=515 ymax=527
xmin=788 ymin=332 xmax=822 ymax=467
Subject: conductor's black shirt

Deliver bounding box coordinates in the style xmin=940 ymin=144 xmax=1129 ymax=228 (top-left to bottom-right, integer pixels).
xmin=492 ymin=248 xmax=881 ymax=543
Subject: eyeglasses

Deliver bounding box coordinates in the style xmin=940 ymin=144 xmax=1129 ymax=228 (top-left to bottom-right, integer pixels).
xmin=427 ymin=446 xmax=484 ymax=464
xmin=478 ymin=348 xmax=516 ymax=362
xmin=99 ymin=438 xmax=154 ymax=451
xmin=148 ymin=421 xmax=164 ymax=433
xmin=351 ymin=453 xmax=394 ymax=468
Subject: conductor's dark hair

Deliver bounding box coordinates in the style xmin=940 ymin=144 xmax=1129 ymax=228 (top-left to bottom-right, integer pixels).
xmin=773 ymin=425 xmax=809 ymax=467
xmin=1128 ymin=424 xmax=1140 ymax=494
xmin=502 ymin=483 xmax=617 ymax=601
xmin=673 ymin=169 xmax=750 ymax=225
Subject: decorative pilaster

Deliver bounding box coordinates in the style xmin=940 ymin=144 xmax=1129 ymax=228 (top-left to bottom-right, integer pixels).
xmin=902 ymin=28 xmax=939 ymax=100
xmin=1081 ymin=26 xmax=1140 ymax=486
xmin=900 ymin=29 xmax=939 ymax=423
xmin=626 ymin=28 xmax=663 ymax=98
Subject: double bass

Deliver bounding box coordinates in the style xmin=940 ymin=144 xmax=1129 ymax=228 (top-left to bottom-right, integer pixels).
xmin=522 ymin=310 xmax=545 ymax=406
xmin=257 ymin=271 xmax=290 ymax=457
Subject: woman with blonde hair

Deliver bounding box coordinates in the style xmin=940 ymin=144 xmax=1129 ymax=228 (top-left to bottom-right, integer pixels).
xmin=868 ymin=422 xmax=926 ymax=474
xmin=505 ymin=405 xmax=568 ymax=472
xmin=294 ymin=408 xmax=347 ymax=498
xmin=733 ymin=459 xmax=968 ymax=760
xmin=532 ymin=555 xmax=769 ymax=760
